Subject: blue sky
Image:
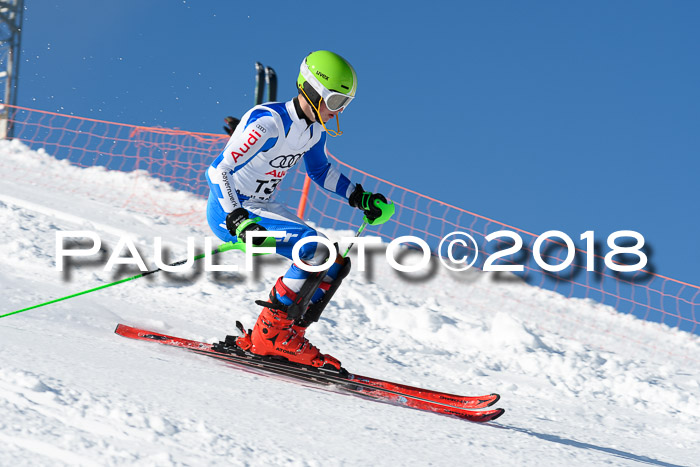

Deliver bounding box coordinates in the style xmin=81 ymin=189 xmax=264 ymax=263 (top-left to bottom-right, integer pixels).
xmin=17 ymin=1 xmax=699 ymax=285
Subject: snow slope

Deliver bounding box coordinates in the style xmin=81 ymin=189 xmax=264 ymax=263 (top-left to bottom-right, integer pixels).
xmin=1 ymin=139 xmax=698 ymax=466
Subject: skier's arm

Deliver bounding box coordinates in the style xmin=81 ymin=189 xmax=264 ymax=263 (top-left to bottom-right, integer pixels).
xmin=303 ymin=133 xmax=354 ymax=199
xmin=304 ymin=134 xmax=394 ymax=224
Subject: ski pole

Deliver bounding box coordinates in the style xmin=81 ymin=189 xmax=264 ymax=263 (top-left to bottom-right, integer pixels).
xmin=1 ymin=240 xmax=254 ymax=319
xmin=341 ymin=197 xmax=393 ymax=258
xmin=4 ymin=222 xmax=371 ymax=319
xmin=342 ymin=220 xmax=369 ymax=258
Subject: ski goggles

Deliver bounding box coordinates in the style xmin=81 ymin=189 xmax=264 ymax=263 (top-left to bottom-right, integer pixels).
xmin=300 ymin=61 xmax=354 ymax=112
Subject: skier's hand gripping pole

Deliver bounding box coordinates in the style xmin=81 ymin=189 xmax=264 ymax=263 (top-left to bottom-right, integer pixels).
xmin=348 ymin=183 xmax=395 ymax=226
xmin=226 ymin=208 xmax=276 ymax=248
xmin=343 ymin=188 xmax=394 ymax=256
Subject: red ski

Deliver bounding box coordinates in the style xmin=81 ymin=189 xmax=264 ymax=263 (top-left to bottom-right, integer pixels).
xmin=348 ymin=374 xmax=499 ymax=409
xmin=114 ymin=324 xmax=505 ymax=423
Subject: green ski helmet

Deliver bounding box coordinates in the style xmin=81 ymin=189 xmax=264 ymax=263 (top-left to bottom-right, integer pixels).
xmin=297 ymin=51 xmax=357 ymax=113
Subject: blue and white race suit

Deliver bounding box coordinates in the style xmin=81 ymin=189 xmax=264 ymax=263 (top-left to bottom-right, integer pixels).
xmin=206 ymin=98 xmax=355 ymax=295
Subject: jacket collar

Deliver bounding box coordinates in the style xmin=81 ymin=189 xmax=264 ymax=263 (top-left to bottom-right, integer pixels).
xmin=292 ymin=97 xmax=315 ymax=126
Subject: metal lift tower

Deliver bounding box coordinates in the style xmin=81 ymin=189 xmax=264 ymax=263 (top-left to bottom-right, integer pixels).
xmin=0 ymin=0 xmax=24 ymax=139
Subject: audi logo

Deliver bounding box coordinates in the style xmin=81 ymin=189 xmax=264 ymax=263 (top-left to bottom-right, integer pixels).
xmin=269 ymin=154 xmax=303 ymax=168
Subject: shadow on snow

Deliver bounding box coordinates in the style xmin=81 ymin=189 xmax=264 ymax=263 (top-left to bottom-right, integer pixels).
xmin=494 ymin=424 xmax=683 ymax=467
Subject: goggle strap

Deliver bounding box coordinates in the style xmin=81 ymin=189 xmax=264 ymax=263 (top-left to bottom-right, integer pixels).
xmin=300 ymin=85 xmax=343 ymax=138
xmin=326 ymin=111 xmax=342 ymax=138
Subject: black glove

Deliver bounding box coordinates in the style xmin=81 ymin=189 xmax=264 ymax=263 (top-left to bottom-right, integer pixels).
xmin=223 ymin=116 xmax=240 ymax=136
xmin=226 ymin=208 xmax=268 ymax=246
xmin=348 ymin=183 xmax=388 ymax=223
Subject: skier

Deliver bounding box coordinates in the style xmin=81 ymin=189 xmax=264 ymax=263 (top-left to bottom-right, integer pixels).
xmin=205 ymin=51 xmax=394 ymax=371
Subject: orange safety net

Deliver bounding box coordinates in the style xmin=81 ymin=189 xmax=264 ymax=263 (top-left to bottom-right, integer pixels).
xmin=2 ymin=104 xmax=698 ymax=360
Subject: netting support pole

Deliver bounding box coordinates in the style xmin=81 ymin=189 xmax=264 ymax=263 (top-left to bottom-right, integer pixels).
xmin=297 ymin=175 xmax=311 ymax=219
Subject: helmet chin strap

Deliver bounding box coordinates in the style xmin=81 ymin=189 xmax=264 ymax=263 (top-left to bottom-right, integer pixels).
xmin=300 ymin=85 xmax=343 ymax=137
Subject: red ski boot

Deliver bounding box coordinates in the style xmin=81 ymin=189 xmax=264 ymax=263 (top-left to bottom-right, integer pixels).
xmin=236 ymin=277 xmax=341 ymax=370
